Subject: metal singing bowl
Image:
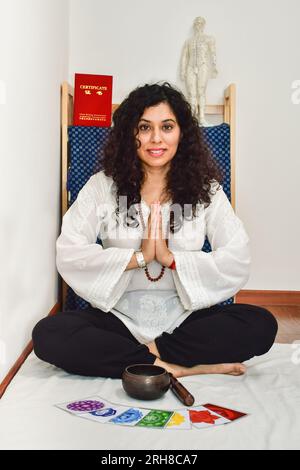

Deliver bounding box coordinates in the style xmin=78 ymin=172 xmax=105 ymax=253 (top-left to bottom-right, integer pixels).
xmin=122 ymin=364 xmax=195 ymax=406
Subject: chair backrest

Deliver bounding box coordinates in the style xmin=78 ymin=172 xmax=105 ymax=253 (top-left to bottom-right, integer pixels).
xmin=63 ymin=123 xmax=234 ymax=311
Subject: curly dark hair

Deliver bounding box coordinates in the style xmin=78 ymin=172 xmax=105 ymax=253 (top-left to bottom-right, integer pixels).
xmin=95 ymin=81 xmax=224 ymax=233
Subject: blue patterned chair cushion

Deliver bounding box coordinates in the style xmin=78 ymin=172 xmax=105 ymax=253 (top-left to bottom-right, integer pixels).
xmin=63 ymin=123 xmax=233 ymax=311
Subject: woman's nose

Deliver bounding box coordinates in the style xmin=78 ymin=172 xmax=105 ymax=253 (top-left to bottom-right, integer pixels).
xmin=151 ymin=129 xmax=162 ymax=143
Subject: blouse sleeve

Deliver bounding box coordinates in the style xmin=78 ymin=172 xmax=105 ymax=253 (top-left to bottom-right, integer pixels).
xmin=56 ymin=174 xmax=135 ymax=312
xmin=171 ymin=184 xmax=251 ymax=310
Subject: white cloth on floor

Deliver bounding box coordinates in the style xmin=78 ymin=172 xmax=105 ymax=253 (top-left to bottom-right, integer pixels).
xmin=1 ymin=344 xmax=299 ymax=450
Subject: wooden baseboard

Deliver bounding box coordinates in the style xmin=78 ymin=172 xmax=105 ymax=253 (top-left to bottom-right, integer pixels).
xmin=0 ymin=302 xmax=61 ymax=399
xmin=236 ymin=290 xmax=300 ymax=306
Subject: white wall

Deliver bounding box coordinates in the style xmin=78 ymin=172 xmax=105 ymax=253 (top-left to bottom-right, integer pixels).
xmin=69 ymin=0 xmax=300 ymax=291
xmin=0 ymin=0 xmax=69 ymax=382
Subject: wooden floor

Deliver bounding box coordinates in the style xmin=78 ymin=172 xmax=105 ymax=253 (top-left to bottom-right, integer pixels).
xmin=258 ymin=305 xmax=300 ymax=344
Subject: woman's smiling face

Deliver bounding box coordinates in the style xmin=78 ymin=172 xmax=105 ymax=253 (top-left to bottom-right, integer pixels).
xmin=135 ymin=101 xmax=181 ymax=170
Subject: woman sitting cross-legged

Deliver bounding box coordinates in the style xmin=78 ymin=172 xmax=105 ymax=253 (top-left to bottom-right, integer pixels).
xmin=32 ymin=81 xmax=278 ymax=379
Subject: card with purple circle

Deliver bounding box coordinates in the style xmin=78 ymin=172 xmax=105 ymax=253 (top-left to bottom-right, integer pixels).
xmin=55 ymin=396 xmax=114 ymax=415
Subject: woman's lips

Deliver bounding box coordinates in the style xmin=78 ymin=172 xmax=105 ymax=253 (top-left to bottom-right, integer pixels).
xmin=147 ymin=149 xmax=166 ymax=157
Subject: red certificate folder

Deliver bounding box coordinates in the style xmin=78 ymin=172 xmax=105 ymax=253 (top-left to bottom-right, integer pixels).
xmin=73 ymin=73 xmax=113 ymax=127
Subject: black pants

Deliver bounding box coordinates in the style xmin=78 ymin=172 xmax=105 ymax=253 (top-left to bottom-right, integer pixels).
xmin=32 ymin=303 xmax=278 ymax=379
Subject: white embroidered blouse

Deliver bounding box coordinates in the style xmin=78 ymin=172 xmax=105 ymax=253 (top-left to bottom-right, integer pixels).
xmin=56 ymin=170 xmax=251 ymax=344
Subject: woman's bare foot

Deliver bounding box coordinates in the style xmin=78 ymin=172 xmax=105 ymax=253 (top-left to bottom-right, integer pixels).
xmin=183 ymin=362 xmax=247 ymax=377
xmin=154 ymin=358 xmax=184 ymax=378
xmin=154 ymin=357 xmax=246 ymax=378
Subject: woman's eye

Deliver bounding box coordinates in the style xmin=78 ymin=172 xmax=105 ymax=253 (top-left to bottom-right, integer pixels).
xmin=139 ymin=124 xmax=173 ymax=131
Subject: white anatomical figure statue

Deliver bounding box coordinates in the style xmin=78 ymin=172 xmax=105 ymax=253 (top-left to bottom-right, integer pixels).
xmin=180 ymin=16 xmax=218 ymax=126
